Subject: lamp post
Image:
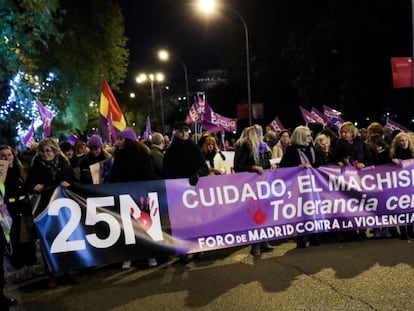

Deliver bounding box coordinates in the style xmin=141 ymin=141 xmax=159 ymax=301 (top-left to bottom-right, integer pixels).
xmin=158 ymin=49 xmax=191 ymax=114
xmin=136 ymin=72 xmax=165 ymax=118
xmin=197 ymin=0 xmax=252 ymax=125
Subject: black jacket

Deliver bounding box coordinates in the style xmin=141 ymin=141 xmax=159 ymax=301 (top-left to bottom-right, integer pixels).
xmin=163 ymin=138 xmax=209 ymax=178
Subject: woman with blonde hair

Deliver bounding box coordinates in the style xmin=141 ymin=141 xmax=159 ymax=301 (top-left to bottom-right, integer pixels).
xmin=314 ymin=133 xmax=335 ymax=165
xmin=200 ymin=136 xmax=226 ymax=175
xmin=334 ymin=121 xmax=371 ymax=240
xmin=390 ymin=132 xmax=414 ymax=239
xmin=334 ymin=121 xmax=371 ymax=168
xmin=234 ymin=124 xmax=276 ymax=255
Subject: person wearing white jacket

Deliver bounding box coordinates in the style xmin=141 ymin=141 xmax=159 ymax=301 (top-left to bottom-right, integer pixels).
xmin=200 ymin=136 xmax=227 ymax=175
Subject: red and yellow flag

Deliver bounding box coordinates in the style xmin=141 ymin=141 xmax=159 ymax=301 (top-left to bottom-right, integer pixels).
xmin=99 ymin=80 xmax=126 ymax=143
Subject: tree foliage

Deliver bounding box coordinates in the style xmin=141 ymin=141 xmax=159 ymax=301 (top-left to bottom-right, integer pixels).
xmin=0 ymin=0 xmax=60 ymax=99
xmin=0 ymin=0 xmax=129 ymax=140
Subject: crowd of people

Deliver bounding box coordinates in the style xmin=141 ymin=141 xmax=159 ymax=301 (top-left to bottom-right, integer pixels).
xmin=1 ymin=118 xmax=414 ymax=308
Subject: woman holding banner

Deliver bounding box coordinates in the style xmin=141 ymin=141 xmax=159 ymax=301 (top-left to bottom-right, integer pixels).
xmin=109 ymin=127 xmax=158 ymax=269
xmin=26 ymin=137 xmax=76 ymax=288
xmin=233 ymin=124 xmax=276 ymax=256
xmin=279 ymin=125 xmax=320 ymax=248
xmin=390 ymin=132 xmax=414 ymax=240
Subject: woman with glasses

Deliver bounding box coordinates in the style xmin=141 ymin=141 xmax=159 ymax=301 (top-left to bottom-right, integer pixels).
xmin=26 ymin=137 xmax=76 ymax=288
xmin=279 ymin=125 xmax=320 ymax=248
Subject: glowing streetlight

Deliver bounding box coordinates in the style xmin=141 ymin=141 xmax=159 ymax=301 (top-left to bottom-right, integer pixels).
xmin=198 ymin=0 xmax=216 ymax=13
xmin=136 ymin=72 xmax=165 ymax=117
xmin=158 ymin=49 xmax=191 ymax=114
xmin=196 ymin=0 xmax=252 ymax=125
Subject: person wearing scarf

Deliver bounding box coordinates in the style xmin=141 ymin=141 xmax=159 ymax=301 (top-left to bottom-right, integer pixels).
xmin=26 ymin=137 xmax=76 ymax=288
xmin=279 ymin=125 xmax=320 ymax=248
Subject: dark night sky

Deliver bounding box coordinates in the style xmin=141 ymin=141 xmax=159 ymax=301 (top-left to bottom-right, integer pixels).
xmin=116 ymin=0 xmax=414 ymax=129
xmin=118 ymin=0 xmax=227 ymax=82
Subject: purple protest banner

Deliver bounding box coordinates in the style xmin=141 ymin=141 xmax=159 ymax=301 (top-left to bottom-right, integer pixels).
xmin=166 ymin=161 xmax=414 ymax=253
xmin=34 ymin=160 xmax=414 ymax=272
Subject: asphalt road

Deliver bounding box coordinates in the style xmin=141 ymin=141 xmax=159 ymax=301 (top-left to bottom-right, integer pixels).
xmin=5 ymin=237 xmax=414 ymax=311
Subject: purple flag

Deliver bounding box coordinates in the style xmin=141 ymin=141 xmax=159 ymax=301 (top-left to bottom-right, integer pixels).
xmin=323 ymin=105 xmax=344 ymax=129
xmin=310 ymin=107 xmax=327 ymax=125
xmin=143 ymin=116 xmax=152 ymax=140
xmin=385 ymin=119 xmax=408 ymax=135
xmin=323 ymin=105 xmax=342 ymax=118
xmin=269 ymin=116 xmax=284 ymax=132
xmin=36 ymin=100 xmax=53 ymax=138
xmin=67 ymin=134 xmax=81 ymax=145
xmin=185 ymin=94 xmax=213 ymax=124
xmin=299 ymin=106 xmax=318 ymax=124
xmin=22 ymin=122 xmax=35 ymax=147
xmin=200 ymin=112 xmax=237 ymax=133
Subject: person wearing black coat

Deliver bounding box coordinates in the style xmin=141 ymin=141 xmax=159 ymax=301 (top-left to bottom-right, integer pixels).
xmin=163 ymin=122 xmax=209 ymax=184
xmin=390 ymin=132 xmax=414 ymax=239
xmin=233 ymin=124 xmax=276 ymax=255
xmin=26 ymin=138 xmax=76 ymax=218
xmin=109 ymin=128 xmax=156 ymax=183
xmin=26 ymin=137 xmax=76 ymax=288
xmin=334 ymin=121 xmax=372 ymax=168
xmin=162 ymin=122 xmax=209 ymax=263
xmin=109 ymin=127 xmax=157 ymax=269
xmin=0 ymin=145 xmax=37 ymax=278
xmin=79 ymin=135 xmax=112 ymax=184
xmin=279 ymin=125 xmax=320 ymax=248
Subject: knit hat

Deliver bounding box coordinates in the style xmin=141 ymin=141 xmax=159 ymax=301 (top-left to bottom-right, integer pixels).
xmin=88 ymin=135 xmax=103 ymax=148
xmin=117 ymin=127 xmax=137 ymax=141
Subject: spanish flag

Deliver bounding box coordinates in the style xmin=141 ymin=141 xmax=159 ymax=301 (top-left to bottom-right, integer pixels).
xmin=99 ymin=80 xmax=126 ymax=144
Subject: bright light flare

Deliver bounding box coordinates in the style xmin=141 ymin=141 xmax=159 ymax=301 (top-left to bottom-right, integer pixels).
xmin=155 ymin=73 xmax=165 ymax=82
xmin=158 ymin=50 xmax=169 ymax=61
xmin=197 ymin=0 xmax=217 ymax=14
xmin=136 ymin=73 xmax=148 ymax=83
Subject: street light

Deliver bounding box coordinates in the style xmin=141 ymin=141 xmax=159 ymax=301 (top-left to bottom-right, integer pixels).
xmin=136 ymin=72 xmax=165 ymax=118
xmin=196 ymin=0 xmax=252 ymax=125
xmin=158 ymin=49 xmax=191 ymax=114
